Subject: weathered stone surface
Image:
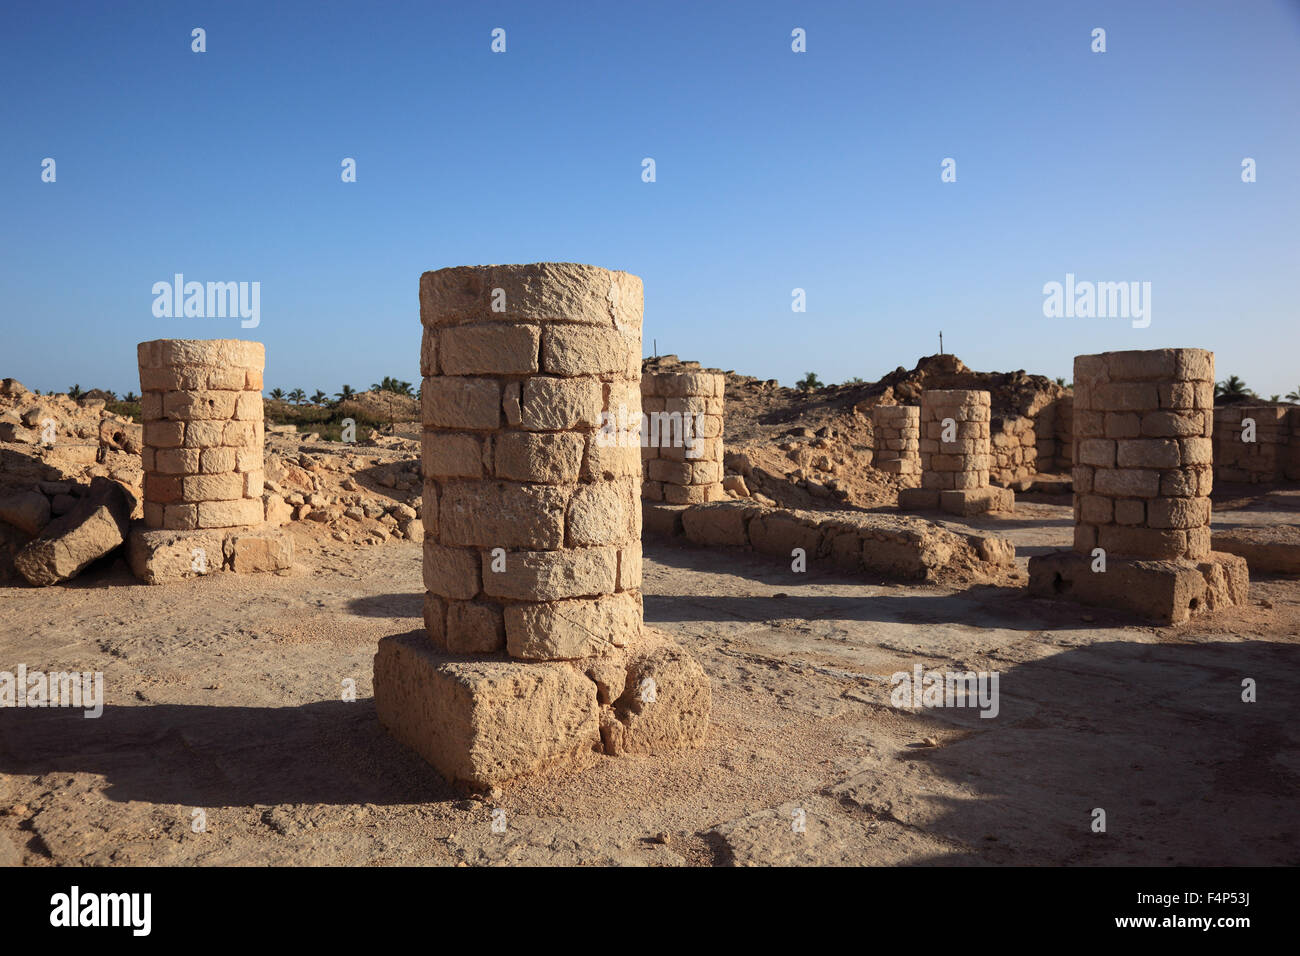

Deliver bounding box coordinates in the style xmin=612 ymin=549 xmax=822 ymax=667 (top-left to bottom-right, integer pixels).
xmin=419 ymin=262 xmax=642 ymax=332
xmin=937 ymin=486 xmax=1015 ymax=517
xmin=481 ymin=547 xmax=618 ymax=601
xmin=439 ymin=324 xmax=541 ymax=376
xmin=504 ymin=592 xmax=641 ymax=660
xmin=421 ymin=377 xmax=500 ymax=430
xmin=520 ymin=377 xmax=601 ymax=431
xmin=445 ymin=600 xmax=505 ymax=653
xmin=682 ymin=501 xmax=758 ymax=547
xmin=226 ymin=527 xmax=293 ymax=574
xmin=542 ymin=325 xmax=639 ymax=377
xmin=0 ymin=492 xmax=51 ymax=536
xmin=605 ymin=631 xmax=711 ymax=755
xmin=14 ymin=478 xmax=135 ymax=586
xmin=494 ymin=432 xmax=583 ymax=483
xmin=1027 ymin=549 xmax=1247 ymax=624
xmin=196 ymin=498 xmax=264 ymax=529
xmin=1211 ymin=526 xmax=1300 ymax=574
xmin=674 ymin=500 xmax=1012 ymax=581
xmin=439 ymin=481 xmax=566 ymax=549
xmin=127 ymin=523 xmax=291 ymax=583
xmin=373 ymin=632 xmax=602 ymax=788
xmin=566 ymin=481 xmax=636 ymax=547
xmin=127 ymin=527 xmax=227 ymax=584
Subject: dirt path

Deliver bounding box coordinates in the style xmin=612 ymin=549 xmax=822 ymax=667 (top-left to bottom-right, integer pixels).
xmin=1 ymin=501 xmax=1298 ymax=866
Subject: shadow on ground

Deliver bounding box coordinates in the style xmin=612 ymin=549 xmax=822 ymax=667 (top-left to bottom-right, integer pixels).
xmin=346 ymin=592 xmax=422 ymax=618
xmin=1 ymin=635 xmax=1294 ymax=864
xmin=0 ymin=693 xmax=456 ymax=810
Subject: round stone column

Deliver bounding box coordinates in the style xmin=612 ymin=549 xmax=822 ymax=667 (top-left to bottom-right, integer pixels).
xmin=919 ymin=389 xmax=991 ymax=490
xmin=419 ymin=263 xmax=645 ymax=660
xmin=641 ymin=368 xmax=725 ymax=504
xmin=871 ymin=404 xmax=920 ymax=481
xmin=1072 ymin=348 xmax=1214 ymax=559
xmin=137 ymin=339 xmax=265 ymax=531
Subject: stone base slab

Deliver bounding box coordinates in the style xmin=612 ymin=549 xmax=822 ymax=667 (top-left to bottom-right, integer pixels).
xmin=1211 ymin=526 xmax=1300 ymax=574
xmin=642 ymin=502 xmax=689 ymax=538
xmin=1027 ymin=549 xmax=1249 ymax=624
xmin=127 ymin=522 xmax=293 ymax=584
xmin=374 ymin=628 xmax=710 ymax=789
xmin=898 ymin=486 xmax=1015 ymax=517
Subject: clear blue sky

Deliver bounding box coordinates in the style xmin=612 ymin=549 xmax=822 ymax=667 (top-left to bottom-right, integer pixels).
xmin=3 ymin=1 xmax=1298 ymax=397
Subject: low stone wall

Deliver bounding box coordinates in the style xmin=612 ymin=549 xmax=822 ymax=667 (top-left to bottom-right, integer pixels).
xmin=1212 ymin=406 xmax=1300 ymax=483
xmin=662 ymin=501 xmax=1015 ymax=582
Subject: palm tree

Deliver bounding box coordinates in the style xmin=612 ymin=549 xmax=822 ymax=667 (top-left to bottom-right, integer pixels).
xmin=310 ymin=390 xmax=328 ymax=406
xmin=1214 ymin=375 xmax=1253 ymax=401
xmin=288 ymin=388 xmax=307 ymax=405
xmin=796 ymin=372 xmax=823 ymax=391
xmin=123 ymin=391 xmax=139 ymax=403
xmin=335 ymin=384 xmax=356 ymax=403
xmin=1285 ymin=386 xmax=1300 ymax=402
xmin=269 ymin=388 xmax=285 ymax=401
xmin=67 ymin=384 xmax=83 ymax=400
xmin=371 ymin=376 xmax=415 ymax=397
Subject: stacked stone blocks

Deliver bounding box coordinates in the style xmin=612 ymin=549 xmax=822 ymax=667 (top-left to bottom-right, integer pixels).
xmin=375 ymin=263 xmax=710 ymax=788
xmin=1028 ymin=349 xmax=1247 ymax=623
xmin=129 ymin=339 xmax=291 ymax=583
xmin=138 ymin=339 xmax=265 ymax=531
xmin=871 ymin=404 xmax=920 ymax=482
xmin=1070 ymin=349 xmax=1215 ymax=560
xmin=414 ymin=265 xmax=644 ymax=660
xmin=1212 ymin=405 xmax=1294 ymax=484
xmin=899 ymin=389 xmax=1013 ymax=515
xmin=641 ymin=370 xmax=725 ymax=505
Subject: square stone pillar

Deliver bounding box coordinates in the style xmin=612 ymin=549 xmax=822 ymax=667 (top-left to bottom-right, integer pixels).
xmin=375 ymin=263 xmax=710 ymax=789
xmin=899 ymin=389 xmax=1013 ymax=516
xmin=1028 ymin=349 xmax=1247 ymax=623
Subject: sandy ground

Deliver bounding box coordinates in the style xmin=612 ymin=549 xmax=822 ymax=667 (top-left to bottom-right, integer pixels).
xmin=1 ymin=491 xmax=1297 ymax=867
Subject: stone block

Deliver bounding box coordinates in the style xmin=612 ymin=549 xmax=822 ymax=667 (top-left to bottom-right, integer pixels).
xmin=1027 ymin=549 xmax=1247 ymax=624
xmin=373 ymin=632 xmax=602 ymax=788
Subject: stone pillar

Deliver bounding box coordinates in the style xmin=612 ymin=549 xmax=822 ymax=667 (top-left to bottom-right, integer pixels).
xmin=641 ymin=369 xmax=725 ymax=505
xmin=137 ymin=339 xmax=265 ymax=530
xmin=1028 ymin=349 xmax=1247 ymax=623
xmin=871 ymin=404 xmax=920 ymax=483
xmin=1071 ymin=349 xmax=1214 ymax=560
xmin=899 ymin=389 xmax=1013 ymax=515
xmin=921 ymin=389 xmax=990 ymax=490
xmin=375 ymin=263 xmax=710 ymax=789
